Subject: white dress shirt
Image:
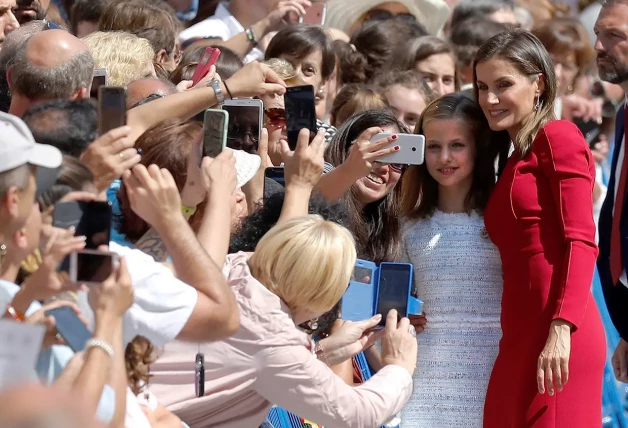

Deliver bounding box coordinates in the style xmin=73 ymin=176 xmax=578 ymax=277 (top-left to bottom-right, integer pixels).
xmin=178 ymin=2 xmax=263 ymax=63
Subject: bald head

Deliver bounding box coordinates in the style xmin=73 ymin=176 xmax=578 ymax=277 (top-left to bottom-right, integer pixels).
xmin=27 ymin=29 xmax=89 ymax=68
xmin=127 ymin=77 xmax=178 ymax=109
xmin=10 ymin=29 xmax=94 ymax=102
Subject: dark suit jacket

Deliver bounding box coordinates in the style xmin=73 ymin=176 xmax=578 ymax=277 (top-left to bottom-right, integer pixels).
xmin=598 ymin=105 xmax=628 ymax=340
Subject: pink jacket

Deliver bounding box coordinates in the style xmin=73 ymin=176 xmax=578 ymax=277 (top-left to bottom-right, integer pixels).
xmin=150 ymin=253 xmax=413 ymax=428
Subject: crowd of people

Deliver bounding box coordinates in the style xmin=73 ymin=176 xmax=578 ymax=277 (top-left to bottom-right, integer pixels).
xmin=0 ymin=0 xmax=628 ymax=427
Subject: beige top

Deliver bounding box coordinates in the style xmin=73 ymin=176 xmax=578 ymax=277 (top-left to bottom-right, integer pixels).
xmin=150 ymin=252 xmax=413 ymax=428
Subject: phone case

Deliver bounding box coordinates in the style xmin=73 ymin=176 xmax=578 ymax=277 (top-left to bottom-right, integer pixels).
xmin=341 ymin=259 xmax=377 ymax=322
xmin=370 ymin=133 xmax=426 ymax=166
xmin=98 ymin=86 xmax=127 ymax=136
xmin=69 ymin=250 xmax=119 ymax=286
xmin=192 ymin=48 xmax=221 ymax=85
xmin=203 ymin=109 xmax=229 ymax=158
xmin=222 ymin=99 xmax=264 ymax=150
xmin=300 ymin=2 xmax=327 ymax=25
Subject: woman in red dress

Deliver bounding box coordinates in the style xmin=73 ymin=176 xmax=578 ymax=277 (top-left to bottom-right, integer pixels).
xmin=474 ymin=30 xmax=606 ymax=427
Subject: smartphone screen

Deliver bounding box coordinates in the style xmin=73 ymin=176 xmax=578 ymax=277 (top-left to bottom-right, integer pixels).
xmin=53 ymin=201 xmax=112 ymax=249
xmin=376 ymin=264 xmax=412 ymax=327
xmin=90 ymin=70 xmax=107 ymax=100
xmin=285 ymin=85 xmax=316 ymax=150
xmin=222 ymin=103 xmax=262 ymax=153
xmin=353 ymin=266 xmax=374 ymax=284
xmin=264 ymin=167 xmax=285 ymax=187
xmin=203 ymin=110 xmax=228 ymax=158
xmin=45 ymin=306 xmax=92 ymax=353
xmin=72 ymin=251 xmax=116 ymax=284
xmin=98 ymin=86 xmax=127 ymax=136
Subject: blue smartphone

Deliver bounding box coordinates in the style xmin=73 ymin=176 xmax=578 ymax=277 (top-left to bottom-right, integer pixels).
xmin=375 ymin=262 xmax=414 ymax=327
xmin=341 ymin=259 xmax=377 ymax=322
xmin=45 ymin=306 xmax=92 ymax=352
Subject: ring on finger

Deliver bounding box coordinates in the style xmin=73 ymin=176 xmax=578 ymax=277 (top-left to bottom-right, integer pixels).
xmin=120 ymin=152 xmax=124 ymax=159
xmin=55 ymin=333 xmax=62 ymax=340
xmin=407 ymin=325 xmax=417 ymax=337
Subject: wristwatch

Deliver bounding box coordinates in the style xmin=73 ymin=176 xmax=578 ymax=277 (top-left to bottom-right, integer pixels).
xmin=207 ymin=79 xmax=224 ymax=106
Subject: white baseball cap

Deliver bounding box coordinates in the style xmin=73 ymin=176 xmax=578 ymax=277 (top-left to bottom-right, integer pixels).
xmin=0 ymin=111 xmax=62 ymax=173
xmin=0 ymin=111 xmax=63 ymax=195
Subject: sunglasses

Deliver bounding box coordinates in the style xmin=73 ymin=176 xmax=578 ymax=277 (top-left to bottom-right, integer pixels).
xmin=365 ymin=9 xmax=416 ymax=23
xmin=379 ymin=162 xmax=406 ymax=172
xmin=264 ymin=108 xmax=286 ymax=127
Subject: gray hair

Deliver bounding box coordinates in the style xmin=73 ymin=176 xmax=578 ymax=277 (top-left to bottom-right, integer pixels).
xmin=0 ymin=21 xmax=45 ymax=75
xmin=10 ymin=47 xmax=94 ymax=100
xmin=0 ymin=164 xmax=31 ymax=198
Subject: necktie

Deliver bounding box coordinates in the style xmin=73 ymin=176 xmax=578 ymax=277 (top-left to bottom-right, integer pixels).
xmin=610 ymin=108 xmax=628 ymax=284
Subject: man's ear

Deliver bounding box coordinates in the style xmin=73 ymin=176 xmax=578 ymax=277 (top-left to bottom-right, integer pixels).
xmin=155 ymin=49 xmax=169 ymax=65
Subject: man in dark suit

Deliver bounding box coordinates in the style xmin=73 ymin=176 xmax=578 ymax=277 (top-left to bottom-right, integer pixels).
xmin=595 ymin=0 xmax=628 ymax=383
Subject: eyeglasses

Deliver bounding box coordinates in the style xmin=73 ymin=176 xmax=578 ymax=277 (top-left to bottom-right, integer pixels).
xmin=374 ymin=161 xmax=406 ymax=172
xmin=364 ymin=9 xmax=416 ymax=23
xmin=264 ymin=108 xmax=286 ymax=128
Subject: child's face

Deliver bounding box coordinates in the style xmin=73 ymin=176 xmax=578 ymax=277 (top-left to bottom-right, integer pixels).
xmin=423 ymin=118 xmax=476 ymax=191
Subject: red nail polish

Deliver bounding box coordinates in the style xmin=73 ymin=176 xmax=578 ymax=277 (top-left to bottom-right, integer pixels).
xmin=394 ymin=145 xmax=400 ymax=151
xmin=392 ymin=135 xmax=398 ymax=140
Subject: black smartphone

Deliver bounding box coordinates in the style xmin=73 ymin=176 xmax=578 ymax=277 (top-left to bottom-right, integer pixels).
xmin=98 ymin=86 xmax=127 ymax=136
xmin=375 ymin=263 xmax=413 ymax=327
xmin=90 ymin=69 xmax=107 ymax=100
xmin=53 ymin=201 xmax=112 ymax=249
xmin=70 ymin=250 xmax=119 ymax=285
xmin=203 ymin=109 xmax=229 ymax=158
xmin=285 ymin=85 xmax=317 ymax=150
xmin=45 ymin=306 xmax=92 ymax=352
xmin=574 ymin=118 xmax=602 ymax=148
xmin=264 ymin=167 xmax=285 ymax=187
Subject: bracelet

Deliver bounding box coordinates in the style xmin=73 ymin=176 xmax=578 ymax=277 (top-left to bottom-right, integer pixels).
xmin=245 ymin=26 xmax=258 ymax=46
xmin=223 ymin=81 xmax=233 ymax=100
xmin=5 ymin=304 xmax=26 ymax=322
xmin=181 ymin=204 xmax=197 ymax=216
xmin=314 ymin=340 xmax=328 ymax=366
xmin=85 ymin=338 xmax=114 ymax=358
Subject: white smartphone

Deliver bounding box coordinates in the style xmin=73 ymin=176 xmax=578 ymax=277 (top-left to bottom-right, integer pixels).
xmin=69 ymin=250 xmax=119 ymax=286
xmin=370 ymin=133 xmax=425 ymax=165
xmin=222 ymin=99 xmax=263 ymax=153
xmin=299 ymin=2 xmax=327 ymax=25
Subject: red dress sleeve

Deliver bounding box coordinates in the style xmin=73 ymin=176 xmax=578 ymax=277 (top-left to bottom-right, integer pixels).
xmin=535 ymin=121 xmax=599 ymax=330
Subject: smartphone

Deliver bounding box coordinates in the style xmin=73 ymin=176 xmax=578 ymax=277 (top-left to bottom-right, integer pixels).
xmin=341 ymin=260 xmax=377 ymax=322
xmin=203 ymin=109 xmax=229 ymax=158
xmin=195 ymin=352 xmax=205 ymax=397
xmin=264 ymin=167 xmax=285 ymax=187
xmin=222 ymin=99 xmax=263 ymax=153
xmin=69 ymin=250 xmax=119 ymax=285
xmin=299 ymin=2 xmax=327 ymax=25
xmin=98 ymin=86 xmax=127 ymax=136
xmin=375 ymin=263 xmax=414 ymax=327
xmin=573 ymin=118 xmax=602 ymax=148
xmin=370 ymin=133 xmax=426 ymax=165
xmin=53 ymin=201 xmax=112 ymax=249
xmin=90 ymin=69 xmax=107 ymax=100
xmin=45 ymin=306 xmax=92 ymax=353
xmin=192 ymin=47 xmax=221 ymax=86
xmin=285 ymin=85 xmax=317 ymax=151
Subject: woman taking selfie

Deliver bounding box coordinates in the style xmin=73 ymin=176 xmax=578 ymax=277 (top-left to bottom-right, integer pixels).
xmin=474 ymin=30 xmax=605 ymax=427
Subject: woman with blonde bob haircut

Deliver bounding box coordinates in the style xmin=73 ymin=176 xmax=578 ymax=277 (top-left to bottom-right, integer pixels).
xmin=249 ymin=215 xmax=355 ymax=316
xmin=82 ymin=31 xmax=156 ymax=87
xmin=151 ymin=215 xmax=419 ymax=428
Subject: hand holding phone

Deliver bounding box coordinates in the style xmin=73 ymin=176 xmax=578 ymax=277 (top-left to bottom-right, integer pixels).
xmin=299 ymin=1 xmax=327 ymax=25
xmin=370 ymin=133 xmax=425 ymax=166
xmin=280 ymin=128 xmax=326 ymax=189
xmin=203 ymin=109 xmax=229 ymax=158
xmin=45 ymin=305 xmax=92 ymax=352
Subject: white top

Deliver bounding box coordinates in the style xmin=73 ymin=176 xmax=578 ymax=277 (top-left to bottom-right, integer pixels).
xmin=400 ymin=211 xmax=502 ymax=428
xmin=78 ymin=241 xmax=198 ymax=346
xmin=178 ymin=2 xmax=263 ymax=63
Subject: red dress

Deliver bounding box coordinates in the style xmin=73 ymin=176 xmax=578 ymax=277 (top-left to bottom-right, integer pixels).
xmin=483 ymin=121 xmax=606 ymax=427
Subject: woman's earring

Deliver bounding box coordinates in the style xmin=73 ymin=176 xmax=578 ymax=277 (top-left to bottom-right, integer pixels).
xmin=534 ymin=95 xmax=541 ymax=111
xmin=308 ymin=318 xmax=319 ymax=330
